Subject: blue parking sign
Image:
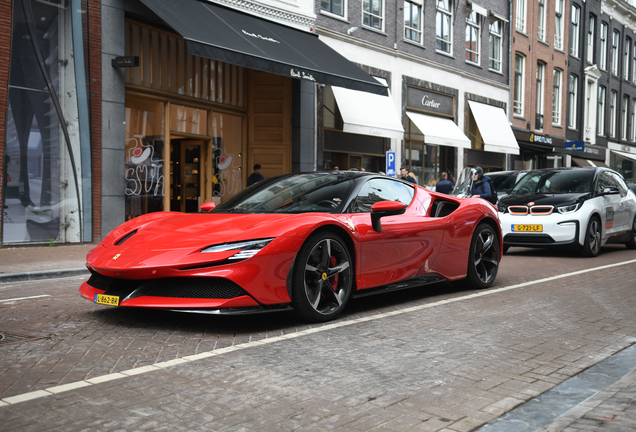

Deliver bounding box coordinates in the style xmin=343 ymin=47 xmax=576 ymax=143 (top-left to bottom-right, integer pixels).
xmin=386 ymin=151 xmax=396 ymax=177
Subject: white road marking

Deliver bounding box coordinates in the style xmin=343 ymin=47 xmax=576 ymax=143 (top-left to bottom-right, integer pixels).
xmin=0 ymin=295 xmax=51 ymax=303
xmin=2 ymin=257 xmax=636 ymax=407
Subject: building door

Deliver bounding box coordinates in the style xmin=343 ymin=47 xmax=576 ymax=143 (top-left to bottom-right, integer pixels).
xmin=170 ymin=139 xmax=208 ymax=212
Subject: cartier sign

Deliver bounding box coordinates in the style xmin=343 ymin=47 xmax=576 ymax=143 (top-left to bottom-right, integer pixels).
xmin=407 ymin=87 xmax=454 ymax=117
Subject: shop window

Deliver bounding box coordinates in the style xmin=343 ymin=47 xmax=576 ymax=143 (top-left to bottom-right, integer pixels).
xmin=125 ymin=97 xmax=166 ymax=220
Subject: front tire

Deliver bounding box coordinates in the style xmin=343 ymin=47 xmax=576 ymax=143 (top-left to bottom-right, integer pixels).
xmin=292 ymin=232 xmax=353 ymax=322
xmin=582 ymin=216 xmax=601 ymax=257
xmin=466 ymin=223 xmax=500 ymax=289
xmin=626 ymin=216 xmax=636 ymax=250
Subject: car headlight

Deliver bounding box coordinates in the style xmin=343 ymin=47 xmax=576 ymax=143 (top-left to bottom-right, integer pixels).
xmin=497 ymin=205 xmax=507 ymax=213
xmin=201 ymin=238 xmax=274 ymax=260
xmin=557 ymin=203 xmax=580 ymax=214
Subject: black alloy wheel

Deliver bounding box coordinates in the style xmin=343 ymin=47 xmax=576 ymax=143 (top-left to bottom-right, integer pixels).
xmin=626 ymin=216 xmax=636 ymax=249
xmin=466 ymin=223 xmax=500 ymax=289
xmin=292 ymin=232 xmax=353 ymax=322
xmin=582 ymin=216 xmax=601 ymax=257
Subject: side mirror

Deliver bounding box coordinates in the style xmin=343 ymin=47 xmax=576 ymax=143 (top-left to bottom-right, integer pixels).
xmin=200 ymin=202 xmax=216 ymax=212
xmin=370 ymin=201 xmax=407 ymax=232
xmin=602 ymin=187 xmax=620 ymax=196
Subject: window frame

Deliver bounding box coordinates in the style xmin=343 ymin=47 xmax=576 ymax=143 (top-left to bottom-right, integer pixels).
xmin=553 ymin=69 xmax=563 ymax=125
xmin=465 ymin=11 xmax=481 ymax=64
xmin=600 ymin=22 xmax=608 ymax=70
xmin=489 ymin=19 xmax=503 ymax=72
xmin=631 ymin=98 xmax=636 ymax=141
xmin=537 ymin=0 xmax=546 ymax=41
xmin=570 ymin=4 xmax=580 ymax=58
xmin=587 ymin=15 xmax=595 ymax=64
xmin=554 ymin=0 xmax=564 ymax=50
xmin=568 ymin=74 xmax=578 ymax=129
xmin=362 ymin=0 xmax=384 ymax=31
xmin=321 ymin=0 xmax=346 ymax=18
xmin=436 ymin=0 xmax=453 ymax=54
xmin=516 ymin=0 xmax=527 ymax=33
xmin=612 ymin=30 xmax=620 ymax=76
xmin=514 ymin=54 xmax=525 ymax=116
xmin=597 ymin=86 xmax=606 ymax=136
xmin=404 ymin=1 xmax=423 ymax=43
xmin=624 ymin=37 xmax=631 ymax=81
xmin=610 ymin=90 xmax=617 ymax=138
xmin=622 ymin=94 xmax=629 ymax=140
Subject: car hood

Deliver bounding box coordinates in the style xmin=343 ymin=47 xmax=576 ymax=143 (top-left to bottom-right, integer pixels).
xmin=499 ymin=192 xmax=591 ymax=207
xmin=101 ymin=212 xmax=329 ymax=251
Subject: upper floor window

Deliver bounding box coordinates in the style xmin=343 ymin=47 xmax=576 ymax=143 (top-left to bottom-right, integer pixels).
xmin=363 ymin=0 xmax=383 ymax=31
xmin=516 ymin=0 xmax=526 ymax=33
xmin=624 ymin=38 xmax=631 ymax=81
xmin=466 ymin=11 xmax=480 ymax=63
xmin=321 ymin=0 xmax=345 ymax=17
xmin=514 ymin=54 xmax=525 ymax=116
xmin=536 ymin=63 xmax=546 ymax=128
xmin=631 ymin=99 xmax=636 ymax=141
xmin=570 ymin=5 xmax=580 ymax=57
xmin=553 ymin=69 xmax=563 ymax=124
xmin=404 ymin=1 xmax=423 ymax=43
xmin=623 ymin=95 xmax=630 ymax=140
xmin=554 ymin=0 xmax=564 ymax=50
xmin=537 ymin=0 xmax=546 ymax=41
xmin=600 ymin=22 xmax=608 ymax=70
xmin=489 ymin=19 xmax=502 ymax=72
xmin=568 ymin=74 xmax=578 ymax=129
xmin=610 ymin=90 xmax=617 ymax=137
xmin=436 ymin=0 xmax=453 ymax=53
xmin=597 ymin=86 xmax=606 ymax=136
xmin=612 ymin=30 xmax=620 ymax=76
xmin=587 ymin=15 xmax=595 ymax=64
xmin=633 ymin=46 xmax=636 ymax=84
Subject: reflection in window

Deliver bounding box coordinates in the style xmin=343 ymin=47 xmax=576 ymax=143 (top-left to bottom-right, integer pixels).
xmin=436 ymin=0 xmax=452 ymax=53
xmin=404 ymin=1 xmax=422 ymax=43
xmin=353 ymin=179 xmax=414 ymax=212
xmin=465 ymin=11 xmax=480 ymax=64
xmin=321 ymin=0 xmax=345 ymax=16
xmin=489 ymin=20 xmax=502 ymax=71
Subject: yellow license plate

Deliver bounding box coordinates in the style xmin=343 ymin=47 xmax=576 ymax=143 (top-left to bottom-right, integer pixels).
xmin=95 ymin=293 xmax=120 ymax=306
xmin=512 ymin=224 xmax=543 ymax=232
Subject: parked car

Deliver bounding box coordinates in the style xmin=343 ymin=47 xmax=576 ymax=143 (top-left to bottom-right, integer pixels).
xmin=80 ymin=171 xmax=502 ymax=322
xmin=498 ymin=167 xmax=636 ymax=256
xmin=487 ymin=170 xmax=527 ymax=200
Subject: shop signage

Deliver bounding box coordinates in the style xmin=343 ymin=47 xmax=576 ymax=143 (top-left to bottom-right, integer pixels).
xmin=530 ymin=133 xmax=552 ymax=145
xmin=583 ymin=145 xmax=606 ymax=161
xmin=406 ymin=87 xmax=454 ymax=117
xmin=112 ymin=56 xmax=139 ymax=68
xmin=290 ymin=68 xmax=316 ymax=82
xmin=241 ymin=30 xmax=280 ymax=43
xmin=565 ymin=141 xmax=585 ymax=151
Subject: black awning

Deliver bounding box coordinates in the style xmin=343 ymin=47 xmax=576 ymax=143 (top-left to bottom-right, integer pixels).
xmin=139 ymin=0 xmax=388 ymax=96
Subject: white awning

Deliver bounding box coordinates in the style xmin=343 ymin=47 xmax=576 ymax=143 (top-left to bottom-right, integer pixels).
xmin=331 ymin=81 xmax=404 ymax=140
xmin=406 ymin=112 xmax=471 ymax=149
xmin=468 ymin=101 xmax=520 ymax=155
xmin=469 ymin=2 xmax=488 ymax=16
xmin=612 ymin=150 xmax=636 ymax=162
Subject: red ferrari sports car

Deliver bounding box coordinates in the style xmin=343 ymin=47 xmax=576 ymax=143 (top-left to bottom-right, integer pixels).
xmin=80 ymin=171 xmax=502 ymax=322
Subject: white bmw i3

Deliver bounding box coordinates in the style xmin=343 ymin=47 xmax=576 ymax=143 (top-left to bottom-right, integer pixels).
xmin=498 ymin=167 xmax=636 ymax=257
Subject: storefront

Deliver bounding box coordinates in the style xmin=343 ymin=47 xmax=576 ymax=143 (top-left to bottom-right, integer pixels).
xmin=512 ymin=130 xmax=566 ymax=170
xmin=2 ymin=0 xmax=93 ymax=245
xmin=403 ymin=84 xmax=469 ymax=186
xmin=609 ymin=143 xmax=636 ymax=183
xmin=567 ymin=144 xmax=608 ymax=168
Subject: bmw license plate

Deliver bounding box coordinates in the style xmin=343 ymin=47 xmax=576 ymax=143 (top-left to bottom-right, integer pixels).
xmin=95 ymin=293 xmax=120 ymax=306
xmin=512 ymin=224 xmax=543 ymax=232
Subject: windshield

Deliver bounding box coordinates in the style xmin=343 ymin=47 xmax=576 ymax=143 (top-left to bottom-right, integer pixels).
xmin=509 ymin=169 xmax=595 ymax=195
xmin=451 ymin=167 xmax=475 ymax=197
xmin=213 ymin=173 xmax=355 ymax=214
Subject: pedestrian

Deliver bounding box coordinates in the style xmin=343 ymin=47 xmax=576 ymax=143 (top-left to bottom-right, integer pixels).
xmin=470 ymin=166 xmax=493 ymax=201
xmin=400 ymin=167 xmax=416 ymax=183
xmin=247 ymin=163 xmax=265 ymax=187
xmin=333 ymin=165 xmax=339 ymax=171
xmin=436 ymin=172 xmax=454 ymax=194
xmin=426 ymin=178 xmax=437 ymax=191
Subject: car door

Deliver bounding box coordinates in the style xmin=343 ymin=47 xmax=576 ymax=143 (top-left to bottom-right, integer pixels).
xmin=596 ymin=171 xmax=622 ymax=236
xmin=347 ymin=178 xmax=445 ymax=290
xmin=609 ymin=172 xmax=633 ymax=232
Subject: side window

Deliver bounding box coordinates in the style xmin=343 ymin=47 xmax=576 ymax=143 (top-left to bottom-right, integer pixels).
xmin=609 ymin=172 xmax=628 ymax=196
xmin=352 ymin=179 xmax=414 ymax=213
xmin=596 ymin=171 xmax=614 ymax=194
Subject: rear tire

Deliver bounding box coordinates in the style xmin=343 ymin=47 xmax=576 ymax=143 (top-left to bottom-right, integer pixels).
xmin=626 ymin=216 xmax=636 ymax=250
xmin=466 ymin=223 xmax=500 ymax=289
xmin=582 ymin=216 xmax=601 ymax=257
xmin=291 ymin=232 xmax=353 ymax=323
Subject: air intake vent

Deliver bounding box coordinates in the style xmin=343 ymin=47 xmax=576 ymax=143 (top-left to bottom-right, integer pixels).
xmin=114 ymin=230 xmax=138 ymax=246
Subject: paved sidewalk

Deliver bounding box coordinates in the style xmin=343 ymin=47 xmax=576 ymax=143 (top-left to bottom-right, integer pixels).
xmin=0 ymin=243 xmax=94 ymax=282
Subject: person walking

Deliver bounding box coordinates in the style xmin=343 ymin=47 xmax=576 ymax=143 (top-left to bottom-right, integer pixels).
xmin=400 ymin=167 xmax=416 ymax=183
xmin=426 ymin=178 xmax=437 ymax=191
xmin=436 ymin=172 xmax=454 ymax=194
xmin=247 ymin=164 xmax=265 ymax=186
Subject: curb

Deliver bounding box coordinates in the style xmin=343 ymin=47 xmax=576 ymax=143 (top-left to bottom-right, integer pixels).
xmin=0 ymin=268 xmax=89 ymax=283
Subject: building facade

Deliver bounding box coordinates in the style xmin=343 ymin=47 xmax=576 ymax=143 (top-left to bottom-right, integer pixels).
xmin=316 ymin=0 xmax=519 ymax=186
